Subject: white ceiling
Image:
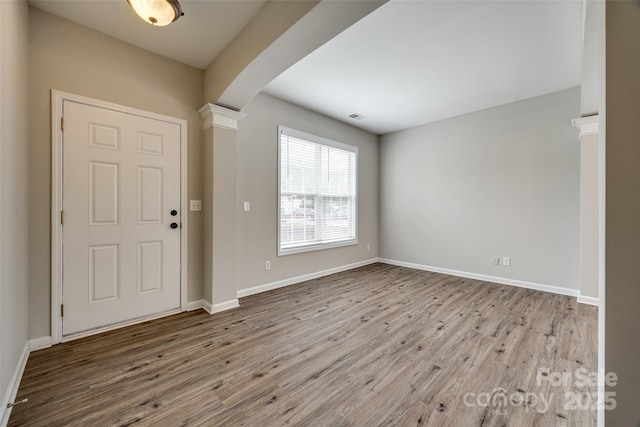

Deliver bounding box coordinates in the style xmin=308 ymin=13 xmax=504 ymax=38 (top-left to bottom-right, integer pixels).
xmin=263 ymin=0 xmax=584 ymax=134
xmin=29 ymin=0 xmax=584 ymax=135
xmin=29 ymin=0 xmax=267 ymax=70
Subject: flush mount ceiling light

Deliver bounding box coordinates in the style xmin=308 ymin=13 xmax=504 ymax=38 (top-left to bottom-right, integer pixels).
xmin=127 ymin=0 xmax=184 ymax=26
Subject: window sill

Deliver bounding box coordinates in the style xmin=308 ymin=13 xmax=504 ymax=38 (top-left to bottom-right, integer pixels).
xmin=278 ymin=239 xmax=358 ymax=256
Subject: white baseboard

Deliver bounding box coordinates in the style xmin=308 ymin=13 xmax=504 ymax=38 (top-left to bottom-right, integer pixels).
xmin=378 ymin=258 xmax=580 ymax=298
xmin=202 ymin=300 xmax=213 ymax=314
xmin=190 ymin=299 xmax=239 ymax=315
xmin=577 ymin=295 xmax=599 ymax=306
xmin=210 ymin=299 xmax=239 ymax=314
xmin=1 ymin=342 xmax=29 ymax=427
xmin=237 ymin=258 xmax=379 ymax=298
xmin=186 ymin=299 xmax=205 ymax=312
xmin=28 ymin=336 xmax=52 ymax=352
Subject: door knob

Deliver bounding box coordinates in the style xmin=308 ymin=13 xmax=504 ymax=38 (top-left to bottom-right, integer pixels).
xmin=170 ymin=222 xmax=178 ymax=229
xmin=170 ymin=209 xmax=178 ymax=216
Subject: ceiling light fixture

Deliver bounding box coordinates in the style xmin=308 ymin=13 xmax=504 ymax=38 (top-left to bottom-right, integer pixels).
xmin=127 ymin=0 xmax=184 ymax=26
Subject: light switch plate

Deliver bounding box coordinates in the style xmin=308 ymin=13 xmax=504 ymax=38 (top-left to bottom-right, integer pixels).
xmin=189 ymin=200 xmax=202 ymax=211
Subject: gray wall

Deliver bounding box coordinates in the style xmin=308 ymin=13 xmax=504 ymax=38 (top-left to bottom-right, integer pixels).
xmin=237 ymin=93 xmax=378 ymax=291
xmin=1 ymin=0 xmax=29 ymax=419
xmin=379 ymin=88 xmax=580 ymax=291
xmin=28 ymin=8 xmax=205 ymax=339
xmin=605 ymin=1 xmax=640 ymax=424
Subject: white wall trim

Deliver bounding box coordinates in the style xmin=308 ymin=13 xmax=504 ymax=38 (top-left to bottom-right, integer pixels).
xmin=50 ymin=90 xmax=64 ymax=345
xmin=202 ymin=300 xmax=213 ymax=314
xmin=51 ymin=89 xmax=189 ymax=344
xmin=237 ymin=258 xmax=379 ymax=298
xmin=577 ymin=295 xmax=599 ymax=306
xmin=0 ymin=342 xmax=29 ymax=427
xmin=179 ymin=107 xmax=189 ymax=313
xmin=1 ymin=337 xmax=54 ymax=426
xmin=572 ymin=114 xmax=600 ymax=137
xmin=198 ymin=103 xmax=247 ymax=132
xmin=378 ymin=258 xmax=580 ymax=298
xmin=236 ymin=257 xmax=580 ymax=301
xmin=188 ymin=298 xmax=239 ymax=314
xmin=28 ymin=337 xmax=52 ymax=352
xmin=186 ymin=299 xmax=205 ymax=312
xmin=207 ymin=256 xmax=587 ymax=312
xmin=210 ymin=299 xmax=239 ymax=314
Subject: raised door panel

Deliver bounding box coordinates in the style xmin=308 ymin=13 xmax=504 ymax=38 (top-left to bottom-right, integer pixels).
xmin=137 ymin=166 xmax=163 ymax=224
xmin=137 ymin=132 xmax=163 ymax=156
xmin=138 ymin=241 xmax=163 ymax=294
xmin=89 ymin=244 xmax=119 ymax=303
xmin=89 ymin=123 xmax=119 ymax=151
xmin=89 ymin=161 xmax=119 ymax=226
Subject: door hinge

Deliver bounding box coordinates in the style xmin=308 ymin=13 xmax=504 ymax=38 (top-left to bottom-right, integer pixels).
xmin=61 ymin=211 xmax=64 ymax=225
xmin=61 ymin=117 xmax=64 ymax=131
xmin=61 ymin=304 xmax=64 ymax=317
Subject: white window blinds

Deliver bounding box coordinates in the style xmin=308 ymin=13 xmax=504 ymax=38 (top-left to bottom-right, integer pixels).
xmin=278 ymin=126 xmax=358 ymax=255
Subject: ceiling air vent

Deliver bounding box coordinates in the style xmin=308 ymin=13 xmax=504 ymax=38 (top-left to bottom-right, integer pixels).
xmin=348 ymin=113 xmax=366 ymax=120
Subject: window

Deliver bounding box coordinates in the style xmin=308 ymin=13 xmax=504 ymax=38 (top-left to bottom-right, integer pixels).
xmin=278 ymin=126 xmax=357 ymax=255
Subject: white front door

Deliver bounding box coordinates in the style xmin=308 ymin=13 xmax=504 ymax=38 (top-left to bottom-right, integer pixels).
xmin=62 ymin=100 xmax=182 ymax=336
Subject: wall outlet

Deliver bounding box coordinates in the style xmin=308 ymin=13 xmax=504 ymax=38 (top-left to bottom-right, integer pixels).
xmin=243 ymin=201 xmax=250 ymax=212
xmin=503 ymin=257 xmax=511 ymax=266
xmin=265 ymin=260 xmax=271 ymax=271
xmin=492 ymin=256 xmax=500 ymax=265
xmin=366 ymin=243 xmax=371 ymax=251
xmin=189 ymin=200 xmax=202 ymax=211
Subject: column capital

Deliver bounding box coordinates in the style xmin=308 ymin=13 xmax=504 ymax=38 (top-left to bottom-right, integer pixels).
xmin=198 ymin=103 xmax=247 ymax=132
xmin=571 ymin=115 xmax=599 ymax=137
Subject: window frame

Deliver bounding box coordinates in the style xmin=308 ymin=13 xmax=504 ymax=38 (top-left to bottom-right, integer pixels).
xmin=277 ymin=125 xmax=358 ymax=256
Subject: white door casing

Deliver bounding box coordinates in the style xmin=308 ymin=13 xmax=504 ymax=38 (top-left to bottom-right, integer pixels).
xmin=51 ymin=91 xmax=188 ymax=342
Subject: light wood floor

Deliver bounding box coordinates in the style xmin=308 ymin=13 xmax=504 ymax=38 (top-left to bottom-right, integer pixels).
xmin=9 ymin=263 xmax=597 ymax=426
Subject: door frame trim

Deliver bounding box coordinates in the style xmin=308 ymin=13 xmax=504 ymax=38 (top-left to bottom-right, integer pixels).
xmin=51 ymin=90 xmax=189 ymax=344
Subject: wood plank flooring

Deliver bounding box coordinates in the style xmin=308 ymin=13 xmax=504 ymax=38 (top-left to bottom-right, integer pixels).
xmin=9 ymin=263 xmax=598 ymax=426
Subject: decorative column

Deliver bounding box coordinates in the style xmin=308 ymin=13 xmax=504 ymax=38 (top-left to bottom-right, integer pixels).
xmin=198 ymin=104 xmax=246 ymax=313
xmin=572 ymin=115 xmax=600 ymax=306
